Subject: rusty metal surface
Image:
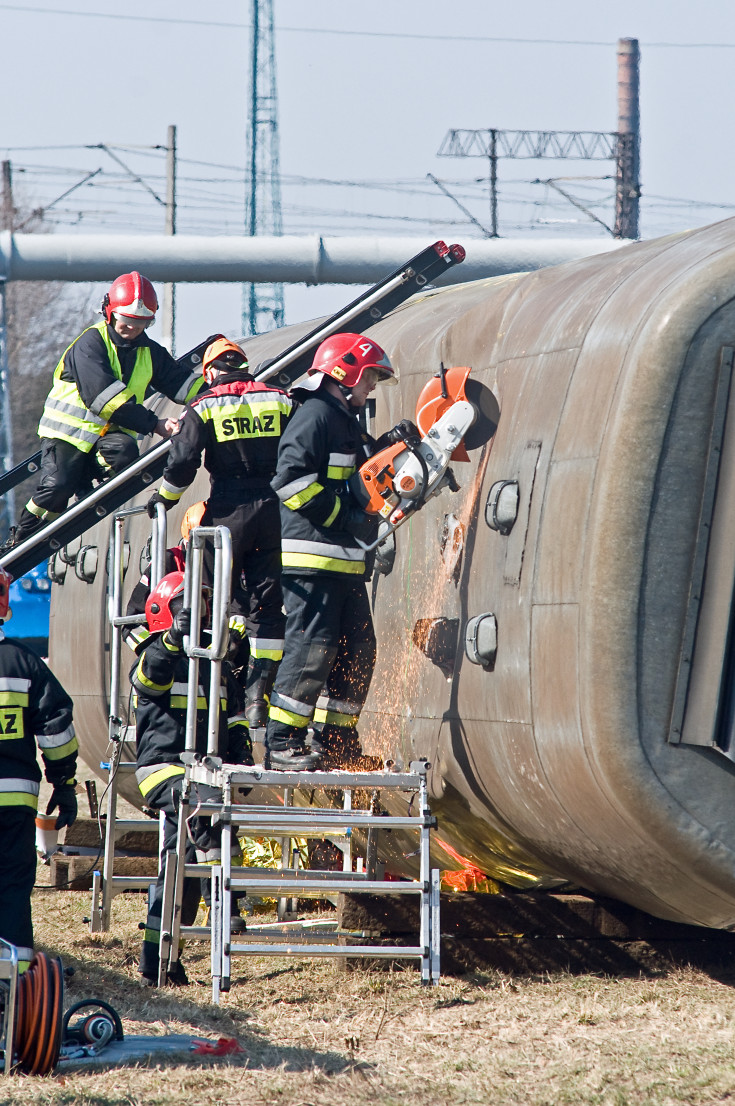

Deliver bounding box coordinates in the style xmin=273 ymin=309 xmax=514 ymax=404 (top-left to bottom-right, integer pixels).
xmin=50 ymin=221 xmax=735 ymax=926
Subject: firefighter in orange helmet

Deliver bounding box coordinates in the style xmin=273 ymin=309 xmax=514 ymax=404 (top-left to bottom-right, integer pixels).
xmin=4 ymin=272 xmax=204 ymax=550
xmin=146 ymin=338 xmax=293 ymax=727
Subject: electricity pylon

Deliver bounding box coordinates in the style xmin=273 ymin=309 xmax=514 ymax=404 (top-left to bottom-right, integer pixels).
xmin=242 ymin=0 xmax=285 ymax=336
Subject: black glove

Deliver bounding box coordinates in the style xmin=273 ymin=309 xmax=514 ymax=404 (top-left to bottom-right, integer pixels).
xmin=46 ymin=782 xmax=77 ymax=831
xmin=166 ymin=607 xmax=191 ymax=649
xmin=147 ymin=492 xmax=171 ymax=518
xmin=341 ymin=506 xmax=379 ymax=545
xmin=374 ymin=533 xmax=396 ymax=576
xmin=386 ymin=419 xmax=420 ymax=446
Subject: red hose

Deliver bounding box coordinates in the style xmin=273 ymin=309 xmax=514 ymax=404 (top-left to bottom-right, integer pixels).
xmin=12 ymin=952 xmax=63 ymax=1075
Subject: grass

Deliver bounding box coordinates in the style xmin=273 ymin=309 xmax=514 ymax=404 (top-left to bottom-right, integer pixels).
xmin=2 ymin=883 xmax=734 ymax=1105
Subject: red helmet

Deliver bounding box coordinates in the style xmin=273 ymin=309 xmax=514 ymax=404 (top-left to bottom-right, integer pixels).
xmin=0 ymin=568 xmax=12 ymax=621
xmin=103 ymin=271 xmax=158 ymax=326
xmin=145 ymin=571 xmax=185 ymax=633
xmin=308 ymin=333 xmax=396 ymax=390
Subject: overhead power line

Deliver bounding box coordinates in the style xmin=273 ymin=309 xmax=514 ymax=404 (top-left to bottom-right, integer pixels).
xmin=2 ymin=6 xmax=735 ymax=48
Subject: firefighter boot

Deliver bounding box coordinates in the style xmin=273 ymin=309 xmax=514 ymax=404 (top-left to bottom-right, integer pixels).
xmin=11 ymin=509 xmax=47 ymax=546
xmin=244 ymin=657 xmax=278 ymax=729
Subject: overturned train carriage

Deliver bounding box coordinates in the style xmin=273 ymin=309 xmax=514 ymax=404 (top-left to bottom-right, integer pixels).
xmin=49 ymin=217 xmax=735 ymax=929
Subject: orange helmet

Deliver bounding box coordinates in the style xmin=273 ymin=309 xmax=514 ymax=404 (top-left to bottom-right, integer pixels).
xmin=307 ymin=333 xmax=396 ymax=390
xmin=0 ymin=568 xmax=12 ymax=621
xmin=145 ymin=571 xmax=185 ymax=634
xmin=103 ymin=271 xmax=158 ymax=326
xmin=202 ymin=338 xmax=249 ymax=377
xmin=180 ymin=501 xmax=206 ymax=543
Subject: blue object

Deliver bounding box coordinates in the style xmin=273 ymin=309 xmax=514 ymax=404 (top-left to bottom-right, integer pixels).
xmin=7 ymin=560 xmax=51 ymax=656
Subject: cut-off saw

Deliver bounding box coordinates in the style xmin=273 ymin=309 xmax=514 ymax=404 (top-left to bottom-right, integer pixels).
xmin=349 ymin=365 xmax=500 ymax=549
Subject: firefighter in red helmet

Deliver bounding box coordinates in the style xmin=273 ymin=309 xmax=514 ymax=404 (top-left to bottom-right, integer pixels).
xmin=265 ymin=332 xmax=396 ymax=770
xmin=0 ymin=567 xmax=77 ymax=972
xmin=132 ymin=570 xmax=252 ymax=985
xmin=146 ymin=338 xmax=294 ymax=728
xmin=3 ymin=272 xmax=205 ymax=550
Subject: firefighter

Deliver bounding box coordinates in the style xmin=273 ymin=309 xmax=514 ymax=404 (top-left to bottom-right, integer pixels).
xmin=264 ymin=332 xmax=396 ymax=770
xmin=132 ymin=571 xmax=252 ymax=986
xmin=122 ymin=500 xmax=206 ymax=656
xmin=4 ymin=271 xmax=204 ymax=549
xmin=0 ymin=568 xmax=77 ymax=971
xmin=146 ymin=338 xmax=293 ymax=728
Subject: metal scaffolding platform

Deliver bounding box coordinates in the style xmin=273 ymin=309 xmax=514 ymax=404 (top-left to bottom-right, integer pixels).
xmin=159 ymin=759 xmax=441 ymax=1002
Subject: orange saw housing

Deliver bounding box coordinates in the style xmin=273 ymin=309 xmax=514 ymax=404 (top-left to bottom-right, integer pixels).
xmin=356 ymin=441 xmax=407 ymax=517
xmin=415 ymin=365 xmax=473 ymax=462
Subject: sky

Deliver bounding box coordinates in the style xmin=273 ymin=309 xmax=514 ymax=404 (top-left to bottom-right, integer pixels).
xmin=2 ymin=0 xmax=735 ymax=354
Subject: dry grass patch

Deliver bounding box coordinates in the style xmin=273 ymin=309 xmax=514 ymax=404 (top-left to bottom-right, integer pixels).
xmin=3 ymin=887 xmax=734 ymax=1104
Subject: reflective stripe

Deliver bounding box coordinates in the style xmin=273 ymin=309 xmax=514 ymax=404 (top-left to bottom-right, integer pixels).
xmin=24 ymin=499 xmax=61 ymax=522
xmin=268 ymin=705 xmax=311 ymax=729
xmin=91 ymin=379 xmax=126 ymax=417
xmin=134 ymin=660 xmax=173 ymax=695
xmin=36 ymin=723 xmax=76 ymax=750
xmin=0 ymin=691 xmax=28 ymax=707
xmin=277 ymin=473 xmax=320 ymax=501
xmin=323 ymin=499 xmax=341 ymax=528
xmin=269 ymin=691 xmax=312 ymax=727
xmin=316 ymin=695 xmax=361 ymax=717
xmin=327 ymin=465 xmax=356 ymax=480
xmin=229 ymin=616 xmax=247 ymax=638
xmin=249 ymin=637 xmax=283 ymax=661
xmin=177 ymin=372 xmax=203 ymax=403
xmin=172 ymin=682 xmax=205 ymax=697
xmin=0 ymin=778 xmax=39 ymax=809
xmin=282 ymin=552 xmax=364 ymax=574
xmin=16 ymin=948 xmax=34 ymax=972
xmin=283 ymin=483 xmax=323 ymax=510
xmin=37 ymin=724 xmax=78 ymax=760
xmin=0 ymin=678 xmax=30 ymax=693
xmin=328 ymin=452 xmax=356 ymax=468
xmin=160 ymin=478 xmax=188 ymax=499
xmin=228 ymin=712 xmax=248 ymax=728
xmin=135 ymin=763 xmax=185 ymax=796
xmin=282 ymin=539 xmax=363 ymax=561
xmin=0 ymin=779 xmax=38 ymax=794
xmin=314 ymin=707 xmax=359 ymax=728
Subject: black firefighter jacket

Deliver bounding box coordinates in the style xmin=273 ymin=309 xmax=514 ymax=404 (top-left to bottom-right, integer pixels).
xmin=271 ymin=389 xmax=375 ymax=578
xmin=156 ymin=371 xmax=294 ymax=506
xmin=132 ymin=629 xmax=251 ymax=800
xmin=0 ymin=630 xmax=77 ymax=810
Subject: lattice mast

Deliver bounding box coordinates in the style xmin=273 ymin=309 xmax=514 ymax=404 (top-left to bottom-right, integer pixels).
xmin=242 ymin=0 xmax=285 ymax=336
xmin=438 ymin=37 xmax=640 ymax=241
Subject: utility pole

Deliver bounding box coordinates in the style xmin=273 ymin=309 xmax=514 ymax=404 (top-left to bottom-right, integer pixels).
xmin=0 ymin=162 xmax=15 ymax=534
xmin=437 ymin=38 xmax=640 ymax=240
xmin=243 ymin=0 xmax=285 ymax=336
xmin=161 ymin=124 xmax=177 ymax=354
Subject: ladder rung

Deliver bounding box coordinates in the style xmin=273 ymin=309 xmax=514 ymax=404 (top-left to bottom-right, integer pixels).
xmin=228 ymin=942 xmax=425 ymax=959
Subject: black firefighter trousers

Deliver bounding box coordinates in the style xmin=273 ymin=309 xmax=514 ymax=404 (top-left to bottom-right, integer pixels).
xmin=265 ymin=574 xmax=377 ymax=757
xmin=202 ymin=485 xmax=285 ymax=648
xmin=17 ymin=433 xmax=140 ymax=541
xmin=0 ymin=807 xmax=36 ymax=970
xmin=139 ymin=775 xmax=223 ymax=981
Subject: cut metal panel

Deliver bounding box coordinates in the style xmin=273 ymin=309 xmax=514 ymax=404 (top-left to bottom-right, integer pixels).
xmin=503 ymin=441 xmax=542 ymax=587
